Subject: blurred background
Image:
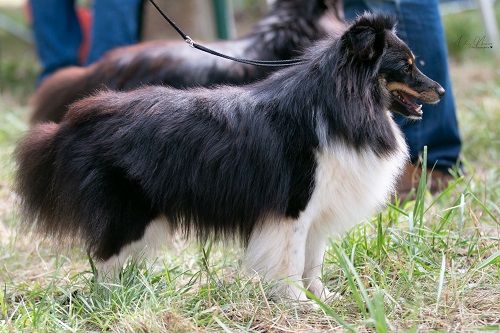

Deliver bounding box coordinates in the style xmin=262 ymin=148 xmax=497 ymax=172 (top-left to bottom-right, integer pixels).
xmin=0 ymin=0 xmax=498 ymax=98
xmin=0 ymin=0 xmax=498 ymax=93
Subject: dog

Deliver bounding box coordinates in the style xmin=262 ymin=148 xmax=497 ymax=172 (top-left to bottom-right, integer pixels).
xmin=16 ymin=13 xmax=445 ymax=301
xmin=30 ymin=0 xmax=344 ymax=124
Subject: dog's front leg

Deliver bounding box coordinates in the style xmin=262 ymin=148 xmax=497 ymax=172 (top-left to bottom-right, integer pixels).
xmin=302 ymin=223 xmax=333 ymax=301
xmin=243 ymin=217 xmax=310 ymax=301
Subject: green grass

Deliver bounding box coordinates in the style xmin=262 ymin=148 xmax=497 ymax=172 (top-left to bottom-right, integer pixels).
xmin=1 ymin=5 xmax=499 ymax=333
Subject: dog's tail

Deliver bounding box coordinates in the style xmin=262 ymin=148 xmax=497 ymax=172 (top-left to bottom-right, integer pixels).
xmin=15 ymin=122 xmax=64 ymax=238
xmin=30 ymin=66 xmax=94 ymax=124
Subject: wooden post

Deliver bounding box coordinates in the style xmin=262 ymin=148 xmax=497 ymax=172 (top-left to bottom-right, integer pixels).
xmin=477 ymin=0 xmax=499 ymax=51
xmin=212 ymin=0 xmax=236 ymax=40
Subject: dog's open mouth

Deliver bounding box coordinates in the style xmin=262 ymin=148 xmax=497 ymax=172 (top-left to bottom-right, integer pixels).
xmin=387 ymin=82 xmax=423 ymax=118
xmin=391 ymin=90 xmax=423 ymax=118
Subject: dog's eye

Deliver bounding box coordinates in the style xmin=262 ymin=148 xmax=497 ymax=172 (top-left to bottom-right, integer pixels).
xmin=404 ymin=64 xmax=412 ymax=74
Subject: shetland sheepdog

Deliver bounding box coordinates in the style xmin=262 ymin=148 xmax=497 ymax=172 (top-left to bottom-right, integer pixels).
xmin=16 ymin=13 xmax=445 ymax=301
xmin=30 ymin=0 xmax=344 ymax=124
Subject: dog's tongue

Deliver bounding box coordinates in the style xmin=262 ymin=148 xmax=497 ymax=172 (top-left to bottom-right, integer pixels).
xmin=401 ymin=92 xmax=422 ymax=112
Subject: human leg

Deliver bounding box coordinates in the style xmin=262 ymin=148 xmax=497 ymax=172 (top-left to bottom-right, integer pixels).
xmin=30 ymin=0 xmax=82 ymax=84
xmin=86 ymin=0 xmax=143 ymax=64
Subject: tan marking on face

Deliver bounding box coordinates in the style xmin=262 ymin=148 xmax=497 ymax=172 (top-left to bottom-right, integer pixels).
xmin=408 ymin=52 xmax=416 ymax=65
xmin=387 ymin=82 xmax=420 ymax=98
xmin=388 ymin=82 xmax=441 ymax=104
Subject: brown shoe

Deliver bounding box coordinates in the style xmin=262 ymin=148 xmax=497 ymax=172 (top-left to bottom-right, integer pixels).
xmin=396 ymin=164 xmax=454 ymax=201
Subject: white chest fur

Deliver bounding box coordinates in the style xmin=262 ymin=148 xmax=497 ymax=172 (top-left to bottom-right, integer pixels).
xmin=243 ymin=123 xmax=407 ymax=300
xmin=304 ymin=124 xmax=408 ymax=236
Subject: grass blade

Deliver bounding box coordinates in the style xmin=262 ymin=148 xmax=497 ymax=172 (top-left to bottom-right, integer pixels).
xmin=475 ymin=250 xmax=500 ymax=271
xmin=305 ymin=290 xmax=356 ymax=332
xmin=332 ymin=244 xmax=389 ymax=333
xmin=213 ymin=316 xmax=232 ymax=333
xmin=435 ymin=253 xmax=446 ymax=311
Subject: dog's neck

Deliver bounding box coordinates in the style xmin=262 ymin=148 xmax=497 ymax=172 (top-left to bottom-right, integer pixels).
xmin=250 ymin=39 xmax=399 ymax=157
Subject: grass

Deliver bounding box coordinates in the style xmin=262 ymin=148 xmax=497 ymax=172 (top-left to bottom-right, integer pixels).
xmin=1 ymin=5 xmax=499 ymax=333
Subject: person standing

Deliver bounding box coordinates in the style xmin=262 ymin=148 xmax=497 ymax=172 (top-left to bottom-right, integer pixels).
xmin=30 ymin=0 xmax=143 ymax=84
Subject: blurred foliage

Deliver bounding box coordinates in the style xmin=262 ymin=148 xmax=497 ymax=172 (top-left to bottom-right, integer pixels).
xmin=0 ymin=31 xmax=37 ymax=99
xmin=442 ymin=3 xmax=500 ymax=60
xmin=233 ymin=0 xmax=267 ymax=13
xmin=232 ymin=0 xmax=267 ymax=34
xmin=0 ymin=7 xmax=37 ymax=99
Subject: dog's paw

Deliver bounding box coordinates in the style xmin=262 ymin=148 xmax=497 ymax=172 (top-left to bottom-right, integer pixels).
xmin=284 ymin=285 xmax=309 ymax=302
xmin=307 ymin=280 xmax=338 ymax=302
xmin=270 ymin=283 xmax=309 ymax=303
xmin=297 ymin=299 xmax=321 ymax=311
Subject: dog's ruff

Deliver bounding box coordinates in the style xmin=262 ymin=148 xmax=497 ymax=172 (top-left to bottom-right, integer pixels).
xmin=15 ymin=14 xmax=435 ymax=301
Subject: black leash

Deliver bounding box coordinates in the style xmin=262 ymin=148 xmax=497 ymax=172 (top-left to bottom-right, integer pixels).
xmin=147 ymin=0 xmax=305 ymax=67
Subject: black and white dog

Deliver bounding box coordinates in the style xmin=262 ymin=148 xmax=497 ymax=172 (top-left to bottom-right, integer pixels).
xmin=30 ymin=0 xmax=344 ymax=124
xmin=16 ymin=14 xmax=444 ymax=301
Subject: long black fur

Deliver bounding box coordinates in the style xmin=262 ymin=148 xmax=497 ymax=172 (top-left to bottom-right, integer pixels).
xmin=30 ymin=0 xmax=344 ymax=124
xmin=17 ymin=14 xmax=407 ymax=260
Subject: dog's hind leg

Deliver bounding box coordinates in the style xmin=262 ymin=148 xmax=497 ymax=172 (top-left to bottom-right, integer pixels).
xmin=84 ymin=167 xmax=169 ymax=280
xmin=243 ymin=217 xmax=311 ymax=301
xmin=96 ymin=218 xmax=171 ymax=281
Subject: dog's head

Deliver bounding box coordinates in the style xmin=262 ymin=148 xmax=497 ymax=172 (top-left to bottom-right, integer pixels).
xmin=343 ymin=14 xmax=445 ymax=119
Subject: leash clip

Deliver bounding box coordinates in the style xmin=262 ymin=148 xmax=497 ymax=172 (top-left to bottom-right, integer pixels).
xmin=184 ymin=36 xmax=194 ymax=48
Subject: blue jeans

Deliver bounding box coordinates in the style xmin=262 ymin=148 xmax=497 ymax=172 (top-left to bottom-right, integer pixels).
xmin=31 ymin=0 xmax=142 ymax=84
xmin=344 ymin=0 xmax=462 ymax=172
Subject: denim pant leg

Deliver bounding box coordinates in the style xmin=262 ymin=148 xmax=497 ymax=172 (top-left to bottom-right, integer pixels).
xmin=344 ymin=0 xmax=462 ymax=172
xmin=31 ymin=0 xmax=81 ymax=84
xmin=86 ymin=0 xmax=143 ymax=64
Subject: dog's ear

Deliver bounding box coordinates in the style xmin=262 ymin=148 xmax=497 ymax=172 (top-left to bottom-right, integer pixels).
xmin=347 ymin=25 xmax=384 ymax=61
xmin=345 ymin=14 xmax=395 ymax=62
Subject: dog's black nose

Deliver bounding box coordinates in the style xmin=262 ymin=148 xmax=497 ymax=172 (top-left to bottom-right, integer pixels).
xmin=436 ymin=85 xmax=445 ymax=97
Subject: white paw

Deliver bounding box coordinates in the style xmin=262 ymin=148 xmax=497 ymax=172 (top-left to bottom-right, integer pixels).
xmin=284 ymin=284 xmax=309 ymax=302
xmin=297 ymin=299 xmax=321 ymax=311
xmin=95 ymin=260 xmax=122 ymax=282
xmin=276 ymin=285 xmax=321 ymax=311
xmin=307 ymin=280 xmax=338 ymax=302
xmin=270 ymin=282 xmax=308 ymax=302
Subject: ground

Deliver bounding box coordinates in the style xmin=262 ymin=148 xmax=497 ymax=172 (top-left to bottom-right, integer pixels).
xmin=0 ymin=4 xmax=499 ymax=333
